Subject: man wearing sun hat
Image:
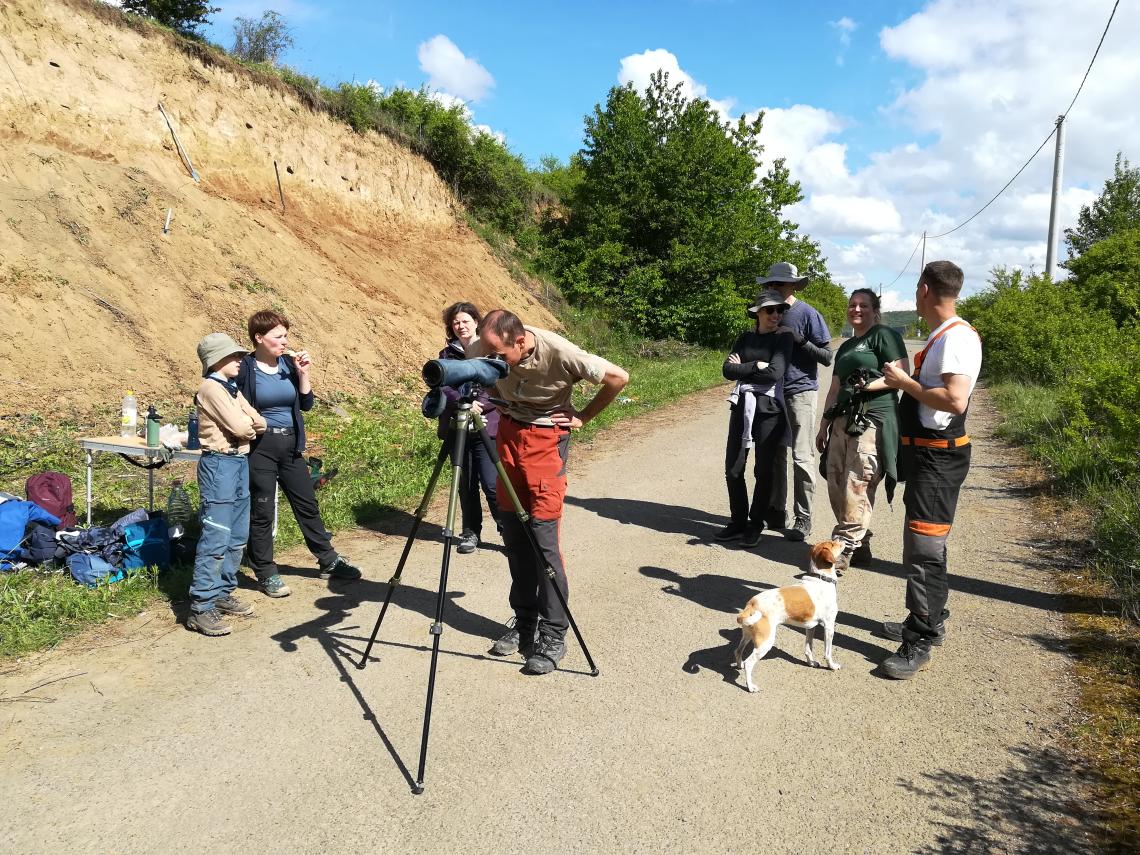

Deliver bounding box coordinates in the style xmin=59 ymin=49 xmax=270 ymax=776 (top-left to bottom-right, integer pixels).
xmin=756 ymin=261 xmax=833 ymax=542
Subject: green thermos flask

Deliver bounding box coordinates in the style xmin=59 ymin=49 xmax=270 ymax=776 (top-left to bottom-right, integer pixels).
xmin=146 ymin=405 xmax=161 ymax=448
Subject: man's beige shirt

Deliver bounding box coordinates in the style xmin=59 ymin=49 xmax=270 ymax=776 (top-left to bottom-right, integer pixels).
xmin=468 ymin=326 xmax=608 ymax=425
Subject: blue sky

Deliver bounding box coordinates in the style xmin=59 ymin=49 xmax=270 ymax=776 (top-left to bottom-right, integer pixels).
xmin=202 ymin=1 xmax=1138 ymax=306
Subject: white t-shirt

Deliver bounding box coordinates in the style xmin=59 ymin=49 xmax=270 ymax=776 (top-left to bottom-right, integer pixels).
xmin=917 ymin=317 xmax=983 ymax=430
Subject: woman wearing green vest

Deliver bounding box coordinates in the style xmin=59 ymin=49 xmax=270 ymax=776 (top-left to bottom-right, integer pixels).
xmin=815 ymin=289 xmax=909 ymax=569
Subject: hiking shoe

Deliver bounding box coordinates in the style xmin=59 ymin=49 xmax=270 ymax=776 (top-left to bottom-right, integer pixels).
xmin=850 ymin=531 xmax=874 ymax=567
xmin=259 ymin=574 xmax=292 ymax=598
xmin=785 ymin=517 xmax=811 ymax=542
xmin=319 ymin=556 xmax=362 ymax=581
xmin=456 ymin=531 xmax=479 ymax=555
xmin=523 ymin=633 xmax=566 ymax=675
xmin=187 ymin=608 xmax=232 ymax=636
xmin=489 ymin=617 xmax=524 ymax=656
xmin=880 ymin=639 xmax=933 ymax=680
xmin=741 ymin=526 xmax=764 ymax=548
xmin=834 ymin=548 xmax=853 ymax=576
xmin=214 ymin=594 xmax=254 ymax=616
xmin=880 ymin=620 xmax=946 ymax=647
xmin=714 ymin=521 xmax=748 ymax=541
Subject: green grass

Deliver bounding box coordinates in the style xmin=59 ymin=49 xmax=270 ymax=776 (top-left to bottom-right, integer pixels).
xmin=0 ymin=316 xmax=724 ymax=658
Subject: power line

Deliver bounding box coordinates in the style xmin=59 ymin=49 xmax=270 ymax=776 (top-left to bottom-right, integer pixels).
xmin=926 ymin=0 xmax=1119 ymax=242
xmin=927 ymin=127 xmax=1056 ymax=239
xmin=1062 ymin=0 xmax=1119 ymax=119
xmin=886 ymin=234 xmax=923 ymax=288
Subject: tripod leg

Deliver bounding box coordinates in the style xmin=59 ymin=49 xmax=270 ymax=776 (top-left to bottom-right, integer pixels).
xmin=473 ymin=425 xmax=600 ymax=677
xmin=358 ymin=441 xmax=450 ymax=669
xmin=413 ymin=413 xmax=468 ymax=794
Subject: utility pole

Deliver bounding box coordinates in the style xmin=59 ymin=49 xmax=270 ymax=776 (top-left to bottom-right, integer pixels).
xmin=1045 ymin=114 xmax=1066 ymax=279
xmin=920 ymin=231 xmax=926 ymax=271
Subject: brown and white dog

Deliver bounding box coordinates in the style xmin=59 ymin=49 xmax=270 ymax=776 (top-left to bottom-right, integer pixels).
xmin=733 ymin=540 xmax=844 ymax=692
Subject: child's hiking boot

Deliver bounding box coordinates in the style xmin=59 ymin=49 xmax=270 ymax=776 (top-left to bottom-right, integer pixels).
xmin=260 ymin=574 xmax=292 ymax=598
xmin=187 ymin=608 xmax=232 ymax=636
xmin=215 ymin=594 xmax=254 ymax=616
xmin=320 ymin=556 xmax=362 ymax=581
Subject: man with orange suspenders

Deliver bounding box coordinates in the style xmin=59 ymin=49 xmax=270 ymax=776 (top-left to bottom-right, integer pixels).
xmin=879 ymin=261 xmax=982 ymax=679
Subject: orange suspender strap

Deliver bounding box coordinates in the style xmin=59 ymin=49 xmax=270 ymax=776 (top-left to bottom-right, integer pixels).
xmin=912 ymin=319 xmax=978 ymax=375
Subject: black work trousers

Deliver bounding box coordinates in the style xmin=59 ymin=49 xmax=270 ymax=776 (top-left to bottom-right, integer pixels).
xmin=247 ymin=431 xmax=336 ymax=581
xmin=450 ymin=432 xmax=499 ymax=536
xmin=725 ymin=404 xmax=787 ymax=528
xmin=902 ymin=444 xmax=971 ymax=641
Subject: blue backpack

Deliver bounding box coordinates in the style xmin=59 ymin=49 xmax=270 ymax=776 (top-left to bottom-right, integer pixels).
xmin=121 ymin=517 xmax=171 ymax=570
xmin=67 ymin=553 xmax=124 ymax=587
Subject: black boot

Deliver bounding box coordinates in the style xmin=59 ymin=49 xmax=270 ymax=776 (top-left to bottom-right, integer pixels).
xmin=880 ymin=637 xmax=932 ymax=680
xmin=850 ymin=531 xmax=873 ymax=567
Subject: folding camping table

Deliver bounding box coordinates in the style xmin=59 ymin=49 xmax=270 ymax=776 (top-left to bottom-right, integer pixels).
xmin=78 ymin=437 xmax=201 ymax=525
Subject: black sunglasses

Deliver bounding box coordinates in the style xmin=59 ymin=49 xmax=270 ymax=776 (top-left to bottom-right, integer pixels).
xmin=760 ymin=305 xmax=787 ymax=315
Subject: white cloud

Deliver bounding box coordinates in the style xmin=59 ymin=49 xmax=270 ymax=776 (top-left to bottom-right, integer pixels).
xmin=617 ymin=49 xmax=736 ymax=122
xmin=880 ymin=291 xmax=917 ymax=311
xmin=829 ymin=16 xmax=857 ymax=66
xmin=611 ymin=4 xmax=1137 ymax=296
xmin=417 ymin=34 xmax=494 ymax=103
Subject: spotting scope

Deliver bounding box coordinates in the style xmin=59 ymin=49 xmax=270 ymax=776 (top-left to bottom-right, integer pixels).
xmin=421 ymin=356 xmax=509 ymax=389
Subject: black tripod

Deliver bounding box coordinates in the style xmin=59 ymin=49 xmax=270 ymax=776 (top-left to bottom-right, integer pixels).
xmin=357 ymin=393 xmax=599 ymax=795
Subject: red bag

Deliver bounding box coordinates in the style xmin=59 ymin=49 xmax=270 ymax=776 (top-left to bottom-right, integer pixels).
xmin=26 ymin=472 xmax=77 ymax=529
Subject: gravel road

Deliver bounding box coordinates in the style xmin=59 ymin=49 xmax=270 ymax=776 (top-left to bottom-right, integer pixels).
xmin=0 ymin=360 xmax=1099 ymax=854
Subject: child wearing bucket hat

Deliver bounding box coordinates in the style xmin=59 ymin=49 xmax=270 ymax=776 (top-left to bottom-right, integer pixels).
xmin=187 ymin=332 xmax=267 ymax=636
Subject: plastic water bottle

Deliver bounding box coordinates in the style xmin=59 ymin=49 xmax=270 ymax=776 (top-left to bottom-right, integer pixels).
xmin=186 ymin=408 xmax=200 ymax=450
xmin=165 ymin=480 xmax=193 ymax=539
xmin=121 ymin=391 xmax=137 ymax=438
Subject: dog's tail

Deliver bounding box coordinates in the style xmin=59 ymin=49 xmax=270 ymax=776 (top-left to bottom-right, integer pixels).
xmin=736 ymin=599 xmax=764 ymax=627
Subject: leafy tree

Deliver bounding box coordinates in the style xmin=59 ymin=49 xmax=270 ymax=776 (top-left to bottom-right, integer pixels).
xmin=544 ymin=72 xmax=839 ymax=345
xmin=1066 ymin=228 xmax=1140 ymax=326
xmin=121 ymin=0 xmax=219 ymax=36
xmin=232 ymin=11 xmax=293 ymax=65
xmin=1064 ymin=152 xmax=1140 ymax=260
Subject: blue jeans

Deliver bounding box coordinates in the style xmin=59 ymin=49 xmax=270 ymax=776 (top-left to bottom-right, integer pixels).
xmin=190 ymin=453 xmax=250 ymax=613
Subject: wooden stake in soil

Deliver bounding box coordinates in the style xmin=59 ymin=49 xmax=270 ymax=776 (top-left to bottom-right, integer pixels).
xmin=157 ymin=102 xmax=200 ymax=183
xmin=273 ymin=160 xmax=286 ymax=213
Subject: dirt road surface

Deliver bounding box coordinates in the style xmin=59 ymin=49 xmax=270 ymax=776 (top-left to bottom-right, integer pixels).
xmin=1 ymin=366 xmax=1098 ymax=853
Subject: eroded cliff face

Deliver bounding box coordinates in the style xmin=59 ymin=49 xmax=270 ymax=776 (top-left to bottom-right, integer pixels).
xmin=0 ymin=0 xmax=553 ymax=415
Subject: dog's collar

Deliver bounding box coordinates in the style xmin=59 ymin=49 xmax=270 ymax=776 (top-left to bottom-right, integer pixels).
xmin=804 ymin=569 xmax=838 ymax=585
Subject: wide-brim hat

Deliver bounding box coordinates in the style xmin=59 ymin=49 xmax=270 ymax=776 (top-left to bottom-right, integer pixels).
xmin=756 ymin=261 xmax=809 ymax=290
xmin=197 ymin=332 xmax=249 ymax=377
xmin=747 ymin=288 xmax=791 ymax=317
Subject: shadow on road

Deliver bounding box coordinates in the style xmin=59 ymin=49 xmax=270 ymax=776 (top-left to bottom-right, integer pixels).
xmin=900 ymin=742 xmax=1100 ymax=854
xmin=564 ymin=495 xmax=725 ymax=540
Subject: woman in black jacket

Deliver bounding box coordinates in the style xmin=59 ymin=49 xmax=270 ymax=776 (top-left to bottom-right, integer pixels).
xmin=236 ymin=310 xmax=361 ymax=598
xmin=717 ymin=288 xmax=794 ymax=548
xmin=437 ymin=302 xmax=500 ymax=554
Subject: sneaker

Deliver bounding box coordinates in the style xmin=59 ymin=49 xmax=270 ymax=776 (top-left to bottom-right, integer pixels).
xmin=259 ymin=574 xmax=292 ymax=598
xmin=880 ymin=638 xmax=933 ymax=680
xmin=523 ymin=633 xmax=566 ymax=675
xmin=880 ymin=620 xmax=946 ymax=647
xmin=187 ymin=608 xmax=232 ymax=636
xmin=850 ymin=531 xmax=874 ymax=566
xmin=785 ymin=517 xmax=811 ymax=542
xmin=456 ymin=531 xmax=480 ymax=555
xmin=214 ymin=594 xmax=254 ymax=616
xmin=319 ymin=556 xmax=362 ymax=581
xmin=714 ymin=521 xmax=748 ymax=541
xmin=741 ymin=526 xmax=764 ymax=548
xmin=489 ymin=617 xmax=523 ymax=656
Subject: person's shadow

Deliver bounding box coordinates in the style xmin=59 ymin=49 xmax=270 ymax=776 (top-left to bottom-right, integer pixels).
xmin=563 ymin=496 xmax=726 ymax=542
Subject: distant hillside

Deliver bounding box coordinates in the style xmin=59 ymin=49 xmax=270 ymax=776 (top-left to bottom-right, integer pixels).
xmin=882 ymin=309 xmax=918 ymax=329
